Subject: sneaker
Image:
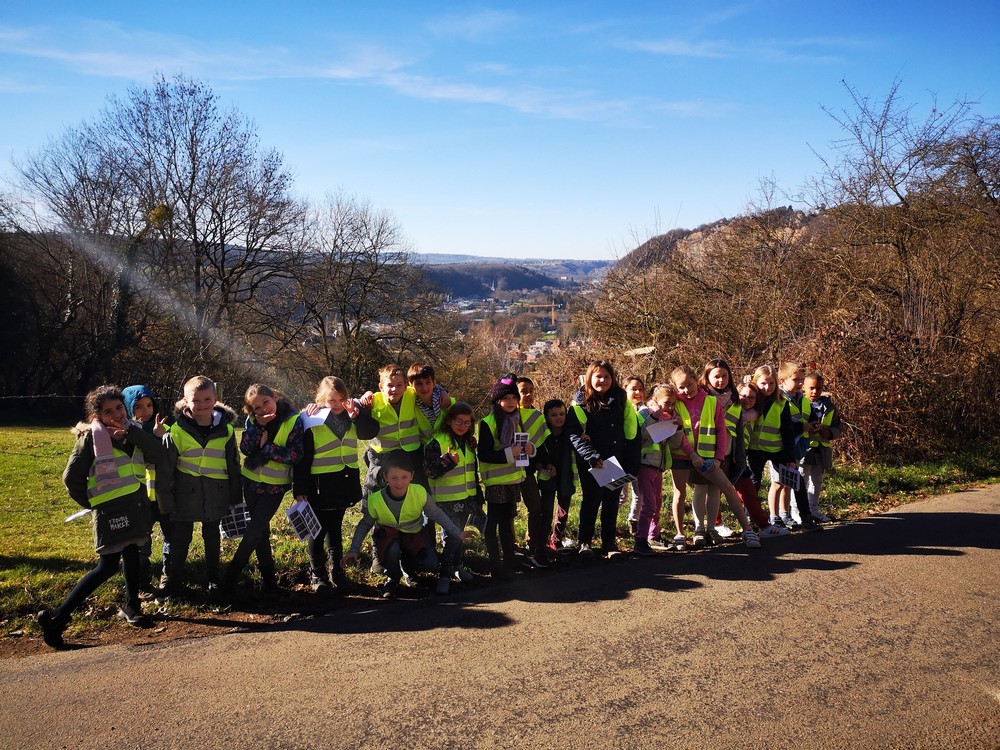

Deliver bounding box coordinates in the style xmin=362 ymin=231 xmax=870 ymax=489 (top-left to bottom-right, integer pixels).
xmin=714 ymin=524 xmax=735 ymax=538
xmin=742 ymin=529 xmax=762 ymax=549
xmin=648 ymin=537 xmax=669 ymax=550
xmin=811 ymin=511 xmax=832 ymax=523
xmin=117 ymin=605 xmax=150 ymax=626
xmin=578 ymin=543 xmax=595 ymax=559
xmin=672 ymin=534 xmax=687 ymax=551
xmin=561 ymin=539 xmax=578 ymax=550
xmin=435 ymin=577 xmax=450 ymax=595
xmin=771 ymin=516 xmax=786 ymax=528
xmin=453 ymin=567 xmax=475 ymax=583
xmin=706 ymin=527 xmax=723 ymax=545
xmin=605 ymin=547 xmax=624 ymax=560
xmin=528 ymin=555 xmax=549 ymax=569
xmin=782 ymin=514 xmax=797 ymax=530
xmin=310 ymin=570 xmax=333 ymax=595
xmin=759 ymin=524 xmax=791 ymax=538
xmin=633 ymin=540 xmax=658 ymax=557
xmin=36 ymin=609 xmax=67 ymax=649
xmin=381 ymin=579 xmax=399 ymax=599
xmin=799 ymin=517 xmax=824 ymax=533
xmin=692 ymin=528 xmax=707 ymax=548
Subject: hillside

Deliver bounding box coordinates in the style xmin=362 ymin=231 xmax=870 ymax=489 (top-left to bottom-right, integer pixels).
xmin=422 ymin=263 xmax=565 ymax=298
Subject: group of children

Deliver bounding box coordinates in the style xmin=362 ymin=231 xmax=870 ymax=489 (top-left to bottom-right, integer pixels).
xmin=36 ymin=359 xmax=840 ymax=649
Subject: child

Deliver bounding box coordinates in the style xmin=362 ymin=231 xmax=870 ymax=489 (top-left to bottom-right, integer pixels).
xmin=160 ymin=375 xmax=241 ymax=599
xmin=776 ymin=362 xmax=821 ymax=531
xmin=121 ymin=384 xmax=170 ymax=594
xmin=424 ymin=401 xmax=481 ymax=593
xmin=37 ymin=385 xmax=165 ymax=648
xmin=516 ymin=376 xmax=549 ymax=568
xmin=633 ymin=383 xmax=685 ymax=555
xmin=408 ymin=363 xmax=453 ymax=433
xmin=801 ymin=371 xmax=841 ymax=522
xmin=566 ymin=360 xmax=641 ymax=558
xmin=220 ymin=384 xmax=304 ymax=601
xmin=294 ymin=376 xmax=379 ymax=594
xmin=694 ymin=360 xmax=742 ymax=539
xmin=746 ymin=366 xmax=793 ymax=528
xmin=343 ymin=451 xmax=472 ymax=598
xmin=477 ymin=374 xmax=548 ymax=576
xmin=537 ymin=399 xmax=578 ymax=551
xmin=671 ymin=366 xmax=761 ymax=549
xmin=360 ymin=364 xmax=433 ymax=497
xmin=622 ymin=376 xmax=646 ymax=535
xmin=735 ymin=382 xmax=790 ymax=538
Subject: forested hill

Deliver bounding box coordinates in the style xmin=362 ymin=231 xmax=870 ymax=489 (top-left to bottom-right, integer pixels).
xmin=417 ymin=257 xmax=610 ymax=297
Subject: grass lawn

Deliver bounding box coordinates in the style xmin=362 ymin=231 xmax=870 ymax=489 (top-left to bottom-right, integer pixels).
xmin=2 ymin=425 xmax=998 ymax=637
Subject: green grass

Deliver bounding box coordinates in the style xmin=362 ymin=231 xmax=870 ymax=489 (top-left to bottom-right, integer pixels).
xmin=2 ymin=426 xmax=999 ymax=637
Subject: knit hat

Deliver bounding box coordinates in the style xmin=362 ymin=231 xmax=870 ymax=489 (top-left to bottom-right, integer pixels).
xmin=122 ymin=384 xmax=156 ymax=419
xmin=489 ymin=374 xmax=520 ymax=405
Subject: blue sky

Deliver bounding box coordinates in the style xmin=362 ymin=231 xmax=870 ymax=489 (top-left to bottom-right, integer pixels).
xmin=2 ymin=2 xmax=998 ymax=260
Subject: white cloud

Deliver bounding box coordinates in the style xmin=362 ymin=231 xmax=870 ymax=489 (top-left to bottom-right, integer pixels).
xmin=425 ymin=10 xmax=522 ymax=42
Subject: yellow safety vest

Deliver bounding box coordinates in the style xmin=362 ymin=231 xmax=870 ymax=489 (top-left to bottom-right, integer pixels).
xmin=479 ymin=408 xmax=550 ymax=487
xmin=309 ymin=422 xmax=359 ymax=474
xmin=428 ymin=433 xmax=479 ymax=503
xmin=724 ymin=402 xmax=741 ymax=439
xmin=367 ymin=484 xmax=427 ymax=533
xmin=371 ymin=390 xmax=429 ymax=453
xmin=749 ymin=395 xmax=785 ymax=453
xmin=241 ymin=412 xmax=300 ymax=485
xmin=570 ymin=400 xmax=639 ymax=441
xmin=86 ymin=445 xmax=146 ymax=507
xmin=804 ymin=398 xmax=836 ymax=448
xmin=639 ymin=410 xmax=672 ymax=470
xmin=675 ymin=395 xmax=719 ymax=461
xmin=171 ymin=423 xmax=233 ymax=479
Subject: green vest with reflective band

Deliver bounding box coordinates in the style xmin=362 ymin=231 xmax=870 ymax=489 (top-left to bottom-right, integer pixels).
xmin=639 ymin=410 xmax=672 ymax=470
xmin=367 ymin=484 xmax=427 ymax=534
xmin=87 ymin=445 xmax=146 ymax=507
xmin=308 ymin=421 xmax=359 ymax=474
xmin=371 ymin=390 xmax=428 ymax=453
xmin=428 ymin=433 xmax=479 ymax=503
xmin=804 ymin=398 xmax=835 ymax=448
xmin=144 ymin=466 xmax=156 ymax=502
xmin=241 ymin=412 xmax=299 ymax=485
xmin=569 ymin=399 xmax=639 ymax=441
xmin=724 ymin=402 xmax=741 ymax=439
xmin=674 ymin=395 xmax=719 ymax=461
xmin=749 ymin=395 xmax=784 ymax=453
xmin=171 ymin=422 xmax=233 ymax=479
xmin=479 ymin=408 xmax=550 ymax=487
xmin=785 ymin=393 xmax=811 ymax=424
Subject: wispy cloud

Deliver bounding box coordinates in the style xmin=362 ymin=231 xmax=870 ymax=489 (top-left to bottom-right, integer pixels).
xmin=624 ymin=38 xmax=730 ymax=58
xmin=425 ymin=10 xmax=522 ymax=42
xmin=622 ymin=34 xmax=859 ymax=64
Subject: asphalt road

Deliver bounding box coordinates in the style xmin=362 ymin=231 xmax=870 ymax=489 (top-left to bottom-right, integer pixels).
xmin=2 ymin=486 xmax=999 ymax=749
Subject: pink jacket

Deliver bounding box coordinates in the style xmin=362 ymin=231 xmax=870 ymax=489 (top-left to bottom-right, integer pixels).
xmin=674 ymin=388 xmax=728 ymax=462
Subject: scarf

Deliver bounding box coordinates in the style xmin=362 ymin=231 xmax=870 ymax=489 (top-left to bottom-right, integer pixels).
xmin=90 ymin=420 xmax=120 ymax=491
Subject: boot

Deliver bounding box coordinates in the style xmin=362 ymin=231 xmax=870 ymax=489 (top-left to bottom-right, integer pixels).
xmin=309 ymin=568 xmax=334 ymax=595
xmin=37 ymin=609 xmax=69 ymax=650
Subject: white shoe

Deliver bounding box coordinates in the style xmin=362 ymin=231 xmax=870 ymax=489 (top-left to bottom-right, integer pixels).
xmin=759 ymin=524 xmax=791 ymax=538
xmin=714 ymin=524 xmax=735 ymax=538
xmin=561 ymin=539 xmax=578 ymax=549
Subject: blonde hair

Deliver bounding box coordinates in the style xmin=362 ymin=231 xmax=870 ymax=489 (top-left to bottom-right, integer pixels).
xmin=670 ymin=365 xmax=697 ymax=385
xmin=778 ymin=361 xmax=804 ymax=380
xmin=649 ymin=383 xmax=676 ymax=402
xmin=315 ymin=376 xmax=349 ymax=404
xmin=378 ymin=364 xmax=405 ymax=387
xmin=183 ymin=375 xmax=216 ymax=395
xmin=752 ymin=365 xmax=776 ymax=384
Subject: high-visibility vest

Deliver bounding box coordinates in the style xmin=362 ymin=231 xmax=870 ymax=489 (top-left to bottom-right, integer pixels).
xmin=371 ymin=390 xmax=428 ymax=453
xmin=785 ymin=393 xmax=811 ymax=424
xmin=804 ymin=398 xmax=836 ymax=448
xmin=87 ymin=445 xmax=147 ymax=506
xmin=171 ymin=423 xmax=233 ymax=479
xmin=570 ymin=399 xmax=639 ymax=441
xmin=241 ymin=412 xmax=300 ymax=485
xmin=427 ymin=433 xmax=479 ymax=503
xmin=639 ymin=409 xmax=672 ymax=470
xmin=724 ymin=402 xmax=741 ymax=439
xmin=749 ymin=395 xmax=785 ymax=453
xmin=308 ymin=422 xmax=359 ymax=474
xmin=675 ymin=395 xmax=719 ymax=460
xmin=367 ymin=484 xmax=427 ymax=533
xmin=479 ymin=408 xmax=550 ymax=487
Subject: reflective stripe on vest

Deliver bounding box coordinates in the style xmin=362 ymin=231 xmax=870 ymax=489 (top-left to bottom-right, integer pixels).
xmin=87 ymin=446 xmax=146 ymax=506
xmin=749 ymin=396 xmax=784 ymax=453
xmin=570 ymin=399 xmax=639 ymax=441
xmin=785 ymin=393 xmax=811 ymax=424
xmin=478 ymin=408 xmax=550 ymax=486
xmin=724 ymin=402 xmax=741 ymax=439
xmin=171 ymin=423 xmax=233 ymax=479
xmin=428 ymin=433 xmax=479 ymax=503
xmin=241 ymin=413 xmax=299 ymax=485
xmin=804 ymin=398 xmax=835 ymax=448
xmin=309 ymin=422 xmax=359 ymax=473
xmin=674 ymin=395 xmax=718 ymax=460
xmin=145 ymin=465 xmax=156 ymax=502
xmin=371 ymin=390 xmax=426 ymax=453
xmin=367 ymin=484 xmax=427 ymax=533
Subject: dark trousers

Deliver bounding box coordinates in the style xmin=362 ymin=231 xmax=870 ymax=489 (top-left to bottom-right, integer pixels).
xmin=226 ymin=490 xmax=283 ymax=588
xmin=577 ymin=468 xmax=623 ymax=551
xmin=58 ymin=545 xmax=141 ymax=618
xmin=308 ymin=506 xmax=348 ymax=571
xmin=547 ymin=486 xmax=574 ymax=546
xmin=164 ymin=519 xmax=222 ymax=585
xmin=485 ymin=500 xmax=517 ymax=571
xmin=521 ymin=469 xmax=553 ymax=559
